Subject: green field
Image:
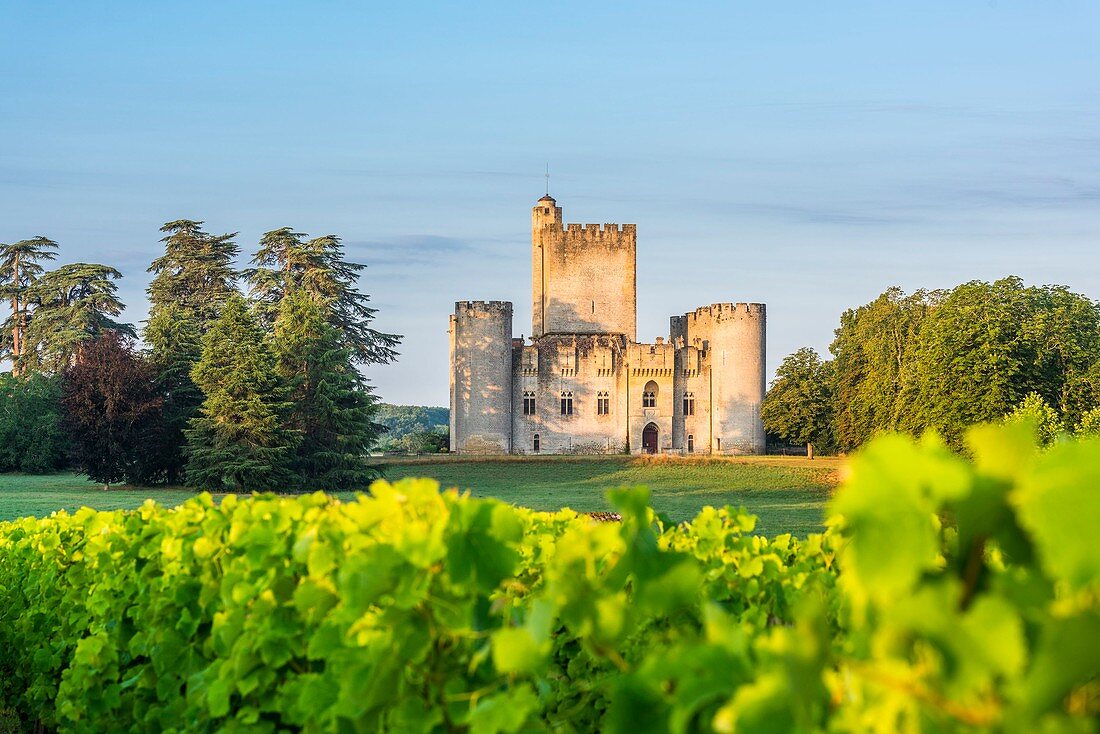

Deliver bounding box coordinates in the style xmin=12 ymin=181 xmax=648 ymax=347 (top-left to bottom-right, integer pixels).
xmin=0 ymin=455 xmax=840 ymax=535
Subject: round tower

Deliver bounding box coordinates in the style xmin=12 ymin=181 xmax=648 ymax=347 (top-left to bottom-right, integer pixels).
xmin=450 ymin=301 xmax=514 ymax=454
xmin=708 ymin=303 xmax=766 ymax=454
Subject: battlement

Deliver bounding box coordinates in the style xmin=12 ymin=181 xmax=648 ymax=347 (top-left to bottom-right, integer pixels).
xmin=455 ymin=300 xmax=514 ymax=315
xmin=540 ymin=222 xmax=637 ymax=248
xmin=682 ymin=303 xmax=766 ymax=321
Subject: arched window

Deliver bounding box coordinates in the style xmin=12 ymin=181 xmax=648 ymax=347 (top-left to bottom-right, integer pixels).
xmin=560 ymin=391 xmax=573 ymax=416
xmin=687 ymin=434 xmax=695 ymax=453
xmin=682 ymin=391 xmax=695 ymax=416
xmin=642 ymin=380 xmax=658 ymax=408
xmin=522 ymin=391 xmax=536 ymax=415
xmin=533 ymin=433 xmax=540 ymax=453
xmin=597 ymin=390 xmax=610 ymax=415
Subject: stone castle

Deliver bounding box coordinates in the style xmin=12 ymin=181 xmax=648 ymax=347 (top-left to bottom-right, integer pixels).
xmin=448 ymin=194 xmax=766 ymax=455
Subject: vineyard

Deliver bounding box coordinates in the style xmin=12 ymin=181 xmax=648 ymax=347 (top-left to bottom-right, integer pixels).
xmin=0 ymin=424 xmax=1096 ymax=733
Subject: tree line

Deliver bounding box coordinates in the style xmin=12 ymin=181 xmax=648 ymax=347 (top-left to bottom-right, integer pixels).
xmin=762 ymin=277 xmax=1100 ymax=454
xmin=0 ymin=222 xmax=399 ymax=489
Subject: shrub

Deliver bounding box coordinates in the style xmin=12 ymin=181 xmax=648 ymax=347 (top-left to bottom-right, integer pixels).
xmin=0 ymin=424 xmax=1097 ymax=732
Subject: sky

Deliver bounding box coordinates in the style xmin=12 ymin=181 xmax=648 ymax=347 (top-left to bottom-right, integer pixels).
xmin=2 ymin=1 xmax=1098 ymax=406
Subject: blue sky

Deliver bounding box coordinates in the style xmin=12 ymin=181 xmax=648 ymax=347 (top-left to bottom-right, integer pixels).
xmin=2 ymin=1 xmax=1098 ymax=405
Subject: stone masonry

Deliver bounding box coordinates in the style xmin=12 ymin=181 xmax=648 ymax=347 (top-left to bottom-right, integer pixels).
xmin=449 ymin=194 xmax=766 ymax=455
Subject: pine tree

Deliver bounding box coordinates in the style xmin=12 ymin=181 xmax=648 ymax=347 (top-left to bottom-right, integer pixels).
xmin=273 ymin=289 xmax=382 ymax=490
xmin=185 ymin=295 xmax=298 ymax=491
xmin=245 ymin=228 xmax=400 ymax=366
xmin=19 ymin=263 xmax=134 ymax=374
xmin=60 ymin=333 xmax=161 ymax=488
xmin=0 ymin=237 xmax=59 ymax=375
xmin=143 ymin=220 xmax=239 ymax=484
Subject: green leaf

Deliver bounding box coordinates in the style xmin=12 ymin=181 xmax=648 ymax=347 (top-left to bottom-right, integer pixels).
xmin=1013 ymin=438 xmax=1100 ymax=591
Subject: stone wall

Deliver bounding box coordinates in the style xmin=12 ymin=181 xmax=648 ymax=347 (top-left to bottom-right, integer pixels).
xmin=671 ymin=303 xmax=767 ymax=454
xmin=450 ymin=301 xmax=513 ymax=453
xmin=531 ymin=197 xmax=637 ymax=340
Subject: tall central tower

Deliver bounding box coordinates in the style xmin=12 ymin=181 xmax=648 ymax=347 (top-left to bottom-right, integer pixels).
xmin=530 ymin=195 xmax=637 ymax=340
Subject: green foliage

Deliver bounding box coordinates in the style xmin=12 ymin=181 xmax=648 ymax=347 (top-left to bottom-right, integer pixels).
xmin=1075 ymin=407 xmax=1100 ymax=437
xmin=1005 ymin=391 xmax=1062 ymax=446
xmin=373 ymin=403 xmax=449 ymax=451
xmin=0 ymin=236 xmax=58 ymax=374
xmin=0 ymin=373 xmax=67 ymax=473
xmin=142 ymin=221 xmax=240 ymax=485
xmin=272 ymin=289 xmax=383 ymax=489
xmin=1 ymin=426 xmax=1096 ymax=732
xmin=246 ymin=227 xmax=400 ymax=366
xmin=17 ymin=262 xmax=134 ymax=374
xmin=817 ymin=277 xmax=1100 ymax=450
xmin=761 ymin=347 xmax=834 ymax=452
xmin=185 ymin=295 xmax=299 ymax=491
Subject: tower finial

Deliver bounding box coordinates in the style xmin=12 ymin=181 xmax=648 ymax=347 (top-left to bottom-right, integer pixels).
xmin=545 ymin=163 xmax=550 ymax=196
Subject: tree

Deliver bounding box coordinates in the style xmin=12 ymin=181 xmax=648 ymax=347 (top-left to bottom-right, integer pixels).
xmin=0 ymin=237 xmax=58 ymax=375
xmin=907 ymin=278 xmax=1100 ymax=444
xmin=60 ymin=333 xmax=161 ymax=488
xmin=147 ymin=220 xmax=239 ymax=326
xmin=829 ymin=287 xmax=937 ymax=450
xmin=272 ymin=289 xmax=382 ymax=489
xmin=185 ymin=295 xmax=298 ymax=491
xmin=1075 ymin=407 xmax=1100 ymax=436
xmin=142 ymin=220 xmax=240 ymax=484
xmin=245 ymin=228 xmax=401 ymax=365
xmin=761 ymin=347 xmax=835 ymax=458
xmin=1004 ymin=392 xmax=1062 ymax=446
xmin=0 ymin=373 xmax=67 ymax=473
xmin=372 ymin=404 xmax=450 ymax=451
xmin=19 ymin=263 xmax=133 ymax=374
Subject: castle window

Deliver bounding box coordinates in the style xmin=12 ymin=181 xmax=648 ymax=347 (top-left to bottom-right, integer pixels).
xmin=642 ymin=380 xmax=658 ymax=408
xmin=683 ymin=392 xmax=695 ymax=416
xmin=597 ymin=391 xmax=610 ymax=415
xmin=533 ymin=433 xmax=540 ymax=453
xmin=560 ymin=391 xmax=573 ymax=416
xmin=523 ymin=391 xmax=536 ymax=415
xmin=687 ymin=434 xmax=694 ymax=453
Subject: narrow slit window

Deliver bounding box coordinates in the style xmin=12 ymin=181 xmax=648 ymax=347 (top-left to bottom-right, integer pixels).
xmin=533 ymin=433 xmax=540 ymax=453
xmin=687 ymin=434 xmax=694 ymax=453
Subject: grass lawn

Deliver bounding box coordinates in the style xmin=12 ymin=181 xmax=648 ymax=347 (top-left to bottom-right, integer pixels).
xmin=0 ymin=455 xmax=841 ymax=536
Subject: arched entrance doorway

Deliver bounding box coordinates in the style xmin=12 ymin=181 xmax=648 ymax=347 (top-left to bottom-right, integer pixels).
xmin=642 ymin=423 xmax=659 ymax=454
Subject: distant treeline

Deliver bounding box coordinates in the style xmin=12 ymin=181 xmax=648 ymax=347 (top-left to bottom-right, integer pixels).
xmin=763 ymin=276 xmax=1100 ymax=454
xmin=0 ymin=224 xmax=400 ymax=489
xmin=373 ymin=404 xmax=449 ymax=453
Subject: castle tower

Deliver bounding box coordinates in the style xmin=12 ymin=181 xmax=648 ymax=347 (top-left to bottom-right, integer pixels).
xmin=531 ymin=195 xmax=562 ymax=337
xmin=531 ymin=195 xmax=637 ymax=341
xmin=671 ymin=303 xmax=766 ymax=454
xmin=449 ymin=301 xmax=514 ymax=453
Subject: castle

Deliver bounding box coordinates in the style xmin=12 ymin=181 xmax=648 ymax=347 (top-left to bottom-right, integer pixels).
xmin=448 ymin=195 xmax=766 ymax=455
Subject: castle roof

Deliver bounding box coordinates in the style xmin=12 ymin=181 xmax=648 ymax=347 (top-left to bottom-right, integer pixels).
xmin=538 ymin=194 xmax=556 ymax=203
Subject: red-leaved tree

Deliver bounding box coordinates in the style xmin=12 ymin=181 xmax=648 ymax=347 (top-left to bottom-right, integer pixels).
xmin=61 ymin=332 xmax=162 ymax=488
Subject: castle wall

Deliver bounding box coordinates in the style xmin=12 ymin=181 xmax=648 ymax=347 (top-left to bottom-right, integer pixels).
xmin=512 ymin=335 xmax=627 ymax=454
xmin=673 ymin=344 xmax=710 ymax=454
xmin=672 ymin=304 xmax=766 ymax=454
xmin=626 ymin=340 xmax=676 ymax=454
xmin=532 ymin=198 xmax=637 ymax=340
xmin=450 ymin=301 xmax=513 ymax=453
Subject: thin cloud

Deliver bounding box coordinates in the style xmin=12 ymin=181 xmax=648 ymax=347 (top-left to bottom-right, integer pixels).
xmin=345 ymin=234 xmax=479 ymax=266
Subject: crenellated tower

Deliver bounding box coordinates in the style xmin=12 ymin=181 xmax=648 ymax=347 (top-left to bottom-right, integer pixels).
xmin=531 ymin=195 xmax=637 ymax=341
xmin=671 ymin=303 xmax=767 ymax=454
